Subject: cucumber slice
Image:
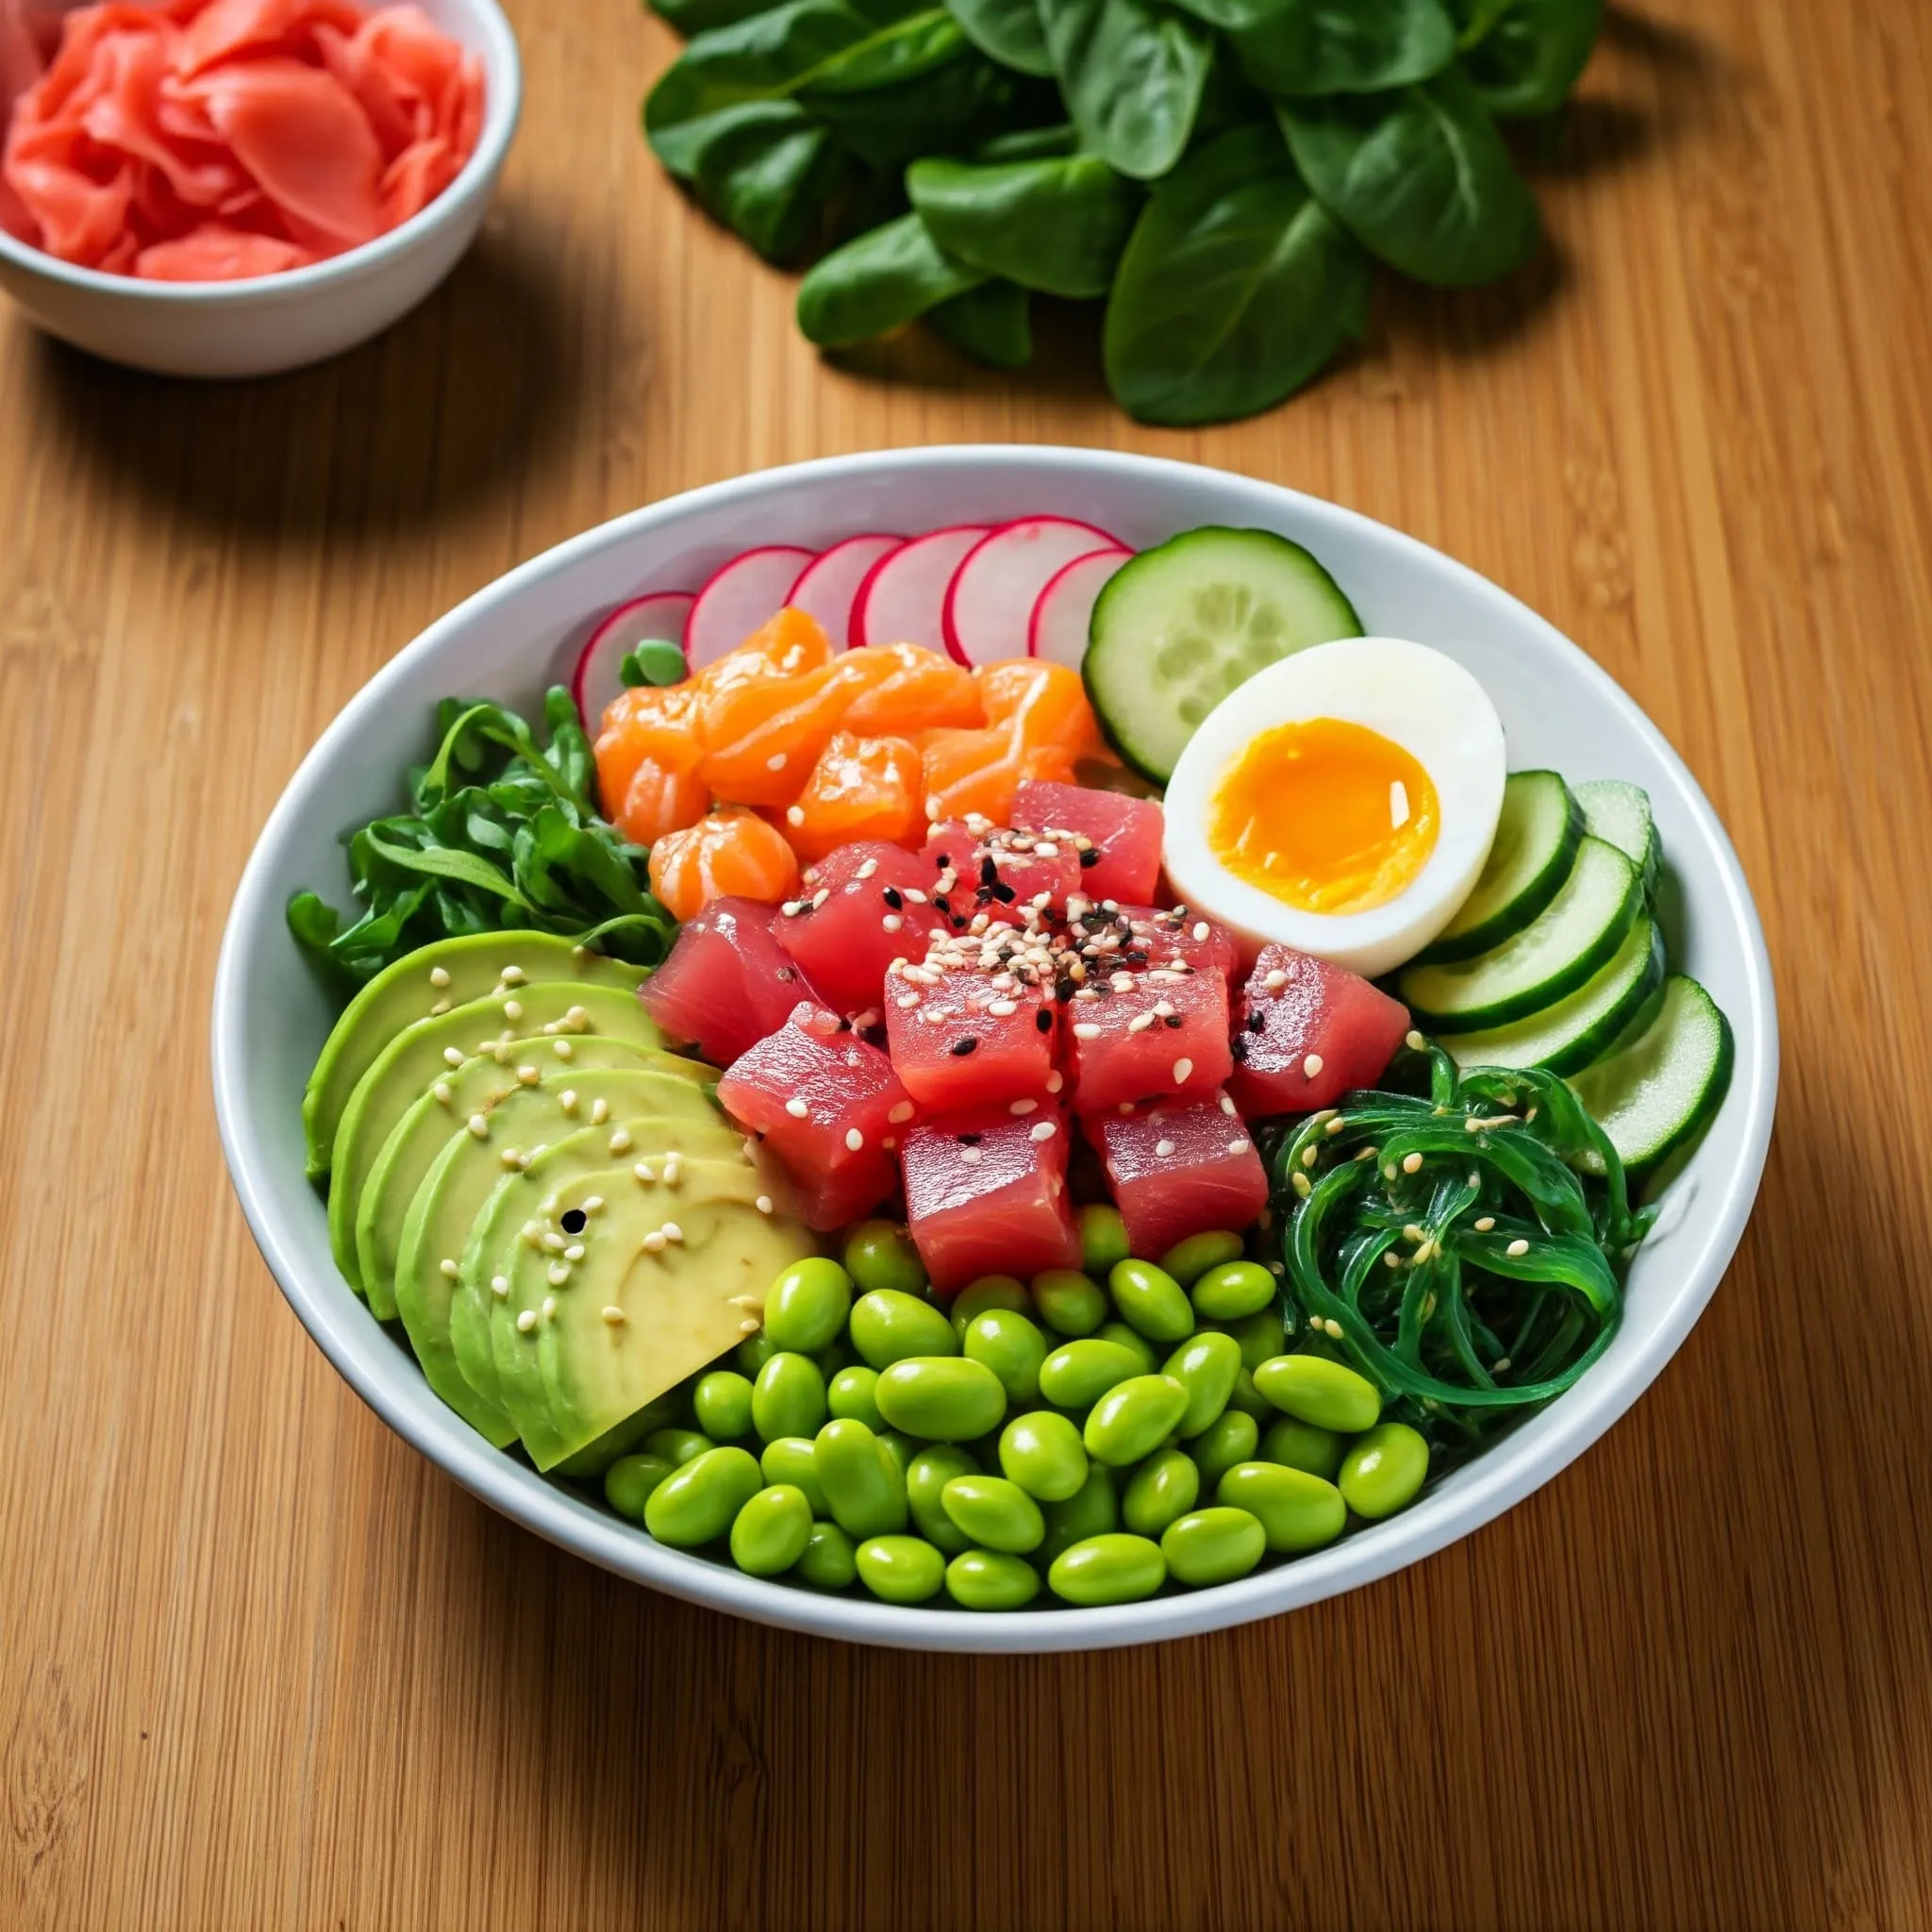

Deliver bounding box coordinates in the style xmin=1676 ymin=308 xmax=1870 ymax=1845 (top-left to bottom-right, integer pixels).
xmin=1084 ymin=526 xmax=1361 ymax=782
xmin=1570 ymin=975 xmax=1735 ymax=1177
xmin=1576 ymin=778 xmax=1661 ymax=897
xmin=1440 ymin=915 xmax=1663 ymax=1076
xmin=1417 ymin=770 xmax=1583 ymax=964
xmin=1396 ymin=836 xmax=1641 ymax=1030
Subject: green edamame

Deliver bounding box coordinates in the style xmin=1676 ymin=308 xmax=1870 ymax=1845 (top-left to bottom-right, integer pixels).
xmin=1162 ymin=1329 xmax=1241 ymax=1439
xmin=1038 ymin=1464 xmax=1119 ymax=1564
xmin=1032 ymin=1268 xmax=1108 ymax=1337
xmin=1225 ymin=1306 xmax=1286 ymax=1370
xmin=642 ymin=1445 xmax=761 ymax=1547
xmin=729 ymin=1484 xmax=813 ymax=1575
xmin=1121 ymin=1448 xmax=1199 ymax=1537
xmin=1084 ymin=1374 xmax=1190 ymax=1467
xmin=645 ymin=1427 xmax=713 ymax=1468
xmin=605 ymin=1453 xmax=675 ymax=1524
xmin=1108 ymin=1259 xmax=1195 ymax=1343
xmin=1338 ymin=1423 xmax=1429 ymax=1519
xmin=876 ymin=1429 xmax=922 ymax=1480
xmin=1254 ymin=1355 xmax=1383 ymax=1433
xmin=842 ymin=1220 xmax=928 ymax=1298
xmin=1188 ymin=1408 xmax=1258 ymax=1489
xmin=692 ymin=1370 xmax=755 ymax=1441
xmin=906 ymin=1445 xmax=977 ymax=1554
xmin=849 ymin=1289 xmax=958 ymax=1368
xmin=813 ymin=1419 xmax=908 ymax=1538
xmin=1159 ymin=1229 xmax=1245 ymax=1286
xmin=763 ymin=1257 xmax=854 ymax=1354
xmin=795 ymin=1520 xmax=858 ymax=1591
xmin=946 ymin=1548 xmax=1041 ymax=1610
xmin=1224 ymin=1367 xmax=1272 ymax=1420
xmin=997 ymin=1409 xmax=1089 ymax=1503
xmin=856 ymin=1534 xmax=947 ymax=1604
xmin=759 ymin=1436 xmax=830 ymax=1516
xmin=1160 ymin=1507 xmax=1266 ymax=1587
xmin=964 ymin=1308 xmax=1048 ymax=1406
xmin=1217 ymin=1461 xmax=1347 ymax=1553
xmin=1191 ymin=1258 xmax=1277 ymax=1322
xmin=1078 ymin=1203 xmax=1131 ymax=1275
xmin=735 ymin=1330 xmax=780 ymax=1377
xmin=1259 ymin=1416 xmax=1343 ymax=1481
xmin=1095 ymin=1321 xmax=1158 ymax=1376
xmin=1039 ymin=1338 xmax=1143 ymax=1408
xmin=950 ymin=1274 xmax=1031 ymax=1334
xmin=826 ymin=1363 xmax=884 ymax=1430
xmin=1048 ymin=1532 xmax=1166 ymax=1606
xmin=752 ymin=1351 xmax=828 ymax=1442
xmin=874 ymin=1357 xmax=1007 ymax=1441
xmin=940 ymin=1474 xmax=1045 ymax=1554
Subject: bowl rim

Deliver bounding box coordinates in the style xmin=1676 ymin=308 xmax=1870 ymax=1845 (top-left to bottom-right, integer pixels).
xmin=0 ymin=0 xmax=522 ymax=301
xmin=211 ymin=445 xmax=1780 ymax=1654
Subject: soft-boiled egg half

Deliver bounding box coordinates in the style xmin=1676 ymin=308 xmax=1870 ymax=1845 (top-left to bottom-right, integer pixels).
xmin=1162 ymin=638 xmax=1507 ymax=977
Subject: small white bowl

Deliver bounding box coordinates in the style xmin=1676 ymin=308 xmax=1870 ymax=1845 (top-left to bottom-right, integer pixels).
xmin=0 ymin=0 xmax=521 ymax=378
xmin=212 ymin=447 xmax=1779 ymax=1654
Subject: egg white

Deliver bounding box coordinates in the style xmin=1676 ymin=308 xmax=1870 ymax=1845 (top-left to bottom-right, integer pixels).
xmin=1161 ymin=637 xmax=1507 ymax=978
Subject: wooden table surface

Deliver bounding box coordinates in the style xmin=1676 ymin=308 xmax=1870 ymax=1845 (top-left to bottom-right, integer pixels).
xmin=5 ymin=1 xmax=1930 ymax=1925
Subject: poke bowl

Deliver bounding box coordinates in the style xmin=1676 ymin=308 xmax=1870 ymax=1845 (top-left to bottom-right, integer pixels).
xmin=211 ymin=445 xmax=1777 ymax=1653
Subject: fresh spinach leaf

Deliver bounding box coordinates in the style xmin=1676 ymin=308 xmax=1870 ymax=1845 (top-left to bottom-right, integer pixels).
xmin=684 ymin=100 xmax=850 ymax=258
xmin=907 ymin=152 xmax=1140 ymax=296
xmin=973 ymin=120 xmax=1078 ymax=160
xmin=1035 ymin=0 xmax=1214 ymax=179
xmin=928 ymin=278 xmax=1035 ymax=364
xmin=648 ymin=0 xmax=791 ymax=35
xmin=1103 ymin=121 xmax=1370 ymax=424
xmin=808 ymin=32 xmax=1046 ymax=167
xmin=796 ymin=211 xmax=989 ymax=343
xmin=1450 ymin=0 xmax=1600 ymax=117
xmin=943 ymin=0 xmax=1056 ymax=75
xmin=1191 ymin=0 xmax=1457 ymax=98
xmin=1278 ymin=68 xmax=1540 ymax=286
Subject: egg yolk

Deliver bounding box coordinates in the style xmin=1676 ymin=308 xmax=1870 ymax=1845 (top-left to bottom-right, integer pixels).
xmin=1207 ymin=717 xmax=1440 ymax=916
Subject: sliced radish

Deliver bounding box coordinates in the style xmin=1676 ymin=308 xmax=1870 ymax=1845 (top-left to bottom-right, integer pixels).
xmin=787 ymin=533 xmax=904 ymax=648
xmin=1028 ymin=547 xmax=1131 ymax=671
xmin=683 ymin=545 xmax=817 ymax=670
xmin=852 ymin=525 xmax=990 ymax=657
xmin=942 ymin=517 xmax=1121 ymax=668
xmin=572 ymin=591 xmax=695 ymax=726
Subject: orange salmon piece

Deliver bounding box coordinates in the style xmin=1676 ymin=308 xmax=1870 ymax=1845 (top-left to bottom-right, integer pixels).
xmin=698 ymin=658 xmax=858 ymax=806
xmin=697 ymin=606 xmax=835 ymax=697
xmin=841 ymin=642 xmax=985 ymax=736
xmin=975 ymin=658 xmax=1104 ymax=763
xmin=594 ymin=683 xmax=703 ymax=810
xmin=615 ymin=757 xmax=710 ymax=849
xmin=648 ymin=807 xmax=801 ymax=923
xmin=783 ymin=733 xmax=924 ymax=861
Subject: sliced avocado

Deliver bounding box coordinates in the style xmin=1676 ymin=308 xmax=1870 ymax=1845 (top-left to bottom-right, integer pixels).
xmin=329 ymin=980 xmax=667 ymax=1309
xmin=397 ymin=1067 xmax=734 ymax=1445
xmin=302 ymin=931 xmax=649 ymax=1181
xmin=358 ymin=1035 xmax=715 ymax=1318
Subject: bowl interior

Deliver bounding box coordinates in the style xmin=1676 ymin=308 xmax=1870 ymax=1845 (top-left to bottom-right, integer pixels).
xmin=213 ymin=447 xmax=1777 ymax=1653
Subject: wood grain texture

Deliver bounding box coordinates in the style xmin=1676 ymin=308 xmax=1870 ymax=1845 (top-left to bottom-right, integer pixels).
xmin=3 ymin=1 xmax=1929 ymax=1925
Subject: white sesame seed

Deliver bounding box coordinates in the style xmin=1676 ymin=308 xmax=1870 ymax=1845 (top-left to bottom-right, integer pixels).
xmin=1155 ymin=1138 xmax=1176 ymax=1158
xmin=503 ymin=999 xmax=524 ymax=1024
xmin=1029 ymin=1121 xmax=1057 ymax=1142
xmin=882 ymin=913 xmax=904 ymax=933
xmin=542 ymin=1291 xmax=561 ymax=1315
xmin=443 ymin=1046 xmax=466 ymax=1068
xmin=516 ymin=1309 xmax=538 ymax=1333
xmin=1118 ymin=1101 xmax=1134 ymax=1115
xmin=895 ymin=992 xmax=920 ymax=1009
xmin=1301 ymin=1146 xmax=1319 ymax=1169
xmin=542 ymin=1232 xmax=566 ymax=1254
xmin=1227 ymin=1138 xmax=1251 ymax=1155
xmin=565 ymin=1005 xmax=588 ymax=1026
xmin=584 ymin=1196 xmax=604 ymax=1213
xmin=467 ymin=1113 xmax=489 ymax=1139
xmin=1403 ymin=1152 xmax=1424 ymax=1174
xmin=564 ymin=1243 xmax=586 ymax=1263
xmin=786 ymin=1097 xmax=809 ymax=1119
xmin=844 ymin=1128 xmax=865 ymax=1152
xmin=432 ymin=1081 xmax=453 ymax=1106
xmin=602 ymin=1305 xmax=626 ymax=1325
xmin=553 ymin=1039 xmax=573 ymax=1059
xmin=429 ymin=965 xmax=451 ymax=988
xmin=1406 ymin=1029 xmax=1425 ymax=1052
xmin=661 ymin=1222 xmax=684 ymax=1243
xmin=1265 ymin=969 xmax=1289 ymax=991
xmin=500 ymin=1148 xmax=523 ymax=1170
xmin=429 ymin=998 xmax=452 ymax=1016
xmin=1291 ymin=1170 xmax=1312 ymax=1197
xmin=988 ymin=999 xmax=1017 ymax=1017
xmin=439 ymin=1257 xmax=460 ymax=1279
xmin=1303 ymin=1053 xmax=1324 ymax=1079
xmin=501 ymin=965 xmax=526 ymax=986
xmin=1324 ymin=1318 xmax=1344 ymax=1341
xmin=517 ymin=1065 xmax=540 ymax=1086
xmin=765 ymin=752 xmax=788 ymax=772
xmin=1173 ymin=1057 xmax=1194 ymax=1084
xmin=1192 ymin=922 xmax=1209 ymax=942
xmin=1073 ymin=1022 xmax=1102 ymax=1041
xmin=1412 ymin=1239 xmax=1436 ymax=1265
xmin=959 ymin=1146 xmax=982 ymax=1164
xmin=591 ymin=1098 xmax=609 ymax=1125
xmin=608 ymin=1129 xmax=632 ymax=1154
xmin=1110 ymin=972 xmax=1136 ymax=992
xmin=641 ymin=1230 xmax=667 ymax=1253
xmin=756 ymin=1194 xmax=774 ymax=1215
xmin=812 ymin=889 xmax=830 ymax=909
xmin=491 ymin=1274 xmax=510 ymax=1298
xmin=786 ymin=806 xmax=806 ymax=826
xmin=1507 ymin=1238 xmax=1530 ymax=1257
xmin=1474 ymin=1215 xmax=1496 ymax=1232
xmin=1219 ymin=1093 xmax=1239 ymax=1117
xmin=559 ymin=1090 xmax=578 ymax=1115
xmin=1009 ymin=1098 xmax=1039 ymax=1116
xmin=1044 ymin=1071 xmax=1064 ymax=1094
xmin=1127 ymin=1012 xmax=1156 ymax=1034
xmin=887 ymin=1102 xmax=915 ymax=1126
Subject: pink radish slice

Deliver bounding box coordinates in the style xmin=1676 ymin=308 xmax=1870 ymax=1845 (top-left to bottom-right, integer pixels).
xmin=683 ymin=545 xmax=817 ymax=670
xmin=786 ymin=533 xmax=905 ymax=648
xmin=1027 ymin=547 xmax=1131 ymax=671
xmin=852 ymin=525 xmax=990 ymax=657
xmin=572 ymin=591 xmax=696 ymax=726
xmin=942 ymin=517 xmax=1121 ymax=668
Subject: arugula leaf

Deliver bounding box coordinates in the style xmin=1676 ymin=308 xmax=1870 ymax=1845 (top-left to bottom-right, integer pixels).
xmin=796 ymin=210 xmax=989 ymax=343
xmin=907 ymin=152 xmax=1141 ymax=296
xmin=1035 ymin=0 xmax=1214 ymax=179
xmin=1450 ymin=0 xmax=1601 ymax=118
xmin=942 ymin=0 xmax=1055 ymax=75
xmin=927 ymin=276 xmax=1035 ymax=364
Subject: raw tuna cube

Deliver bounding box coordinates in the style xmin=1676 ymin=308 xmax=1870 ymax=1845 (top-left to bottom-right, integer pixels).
xmin=921 ymin=818 xmax=1081 ymax=919
xmin=775 ymin=841 xmax=946 ymax=1019
xmin=1090 ymin=1093 xmax=1268 ymax=1257
xmin=1011 ymin=780 xmax=1164 ymax=906
xmin=901 ymin=1106 xmax=1080 ymax=1292
xmin=885 ymin=963 xmax=1058 ymax=1112
xmin=1096 ymin=903 xmax=1241 ymax=984
xmin=1228 ymin=944 xmax=1411 ymax=1117
xmin=1062 ymin=965 xmax=1231 ymax=1115
xmin=717 ymin=1003 xmax=913 ymax=1231
xmin=639 ymin=896 xmax=819 ymax=1066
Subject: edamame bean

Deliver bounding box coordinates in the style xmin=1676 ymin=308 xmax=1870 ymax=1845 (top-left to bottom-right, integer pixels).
xmin=1225 ymin=1368 xmax=1271 ymax=1420
xmin=735 ymin=1330 xmax=780 ymax=1377
xmin=1160 ymin=1229 xmax=1245 ymax=1286
xmin=876 ymin=1430 xmax=922 ymax=1481
xmin=964 ymin=1309 xmax=1049 ymax=1407
xmin=950 ymin=1274 xmax=1031 ymax=1335
xmin=645 ymin=1427 xmax=713 ymax=1468
xmin=1160 ymin=1507 xmax=1266 ymax=1587
xmin=763 ymin=1257 xmax=854 ymax=1353
xmin=605 ymin=1453 xmax=675 ymax=1524
xmin=1084 ymin=1374 xmax=1190 ymax=1467
xmin=941 ymin=1474 xmax=1045 ymax=1554
xmin=1217 ymin=1461 xmax=1346 ymax=1553
xmin=946 ymin=1548 xmax=1041 ymax=1610
xmin=826 ymin=1364 xmax=884 ymax=1430
xmin=1032 ymin=1268 xmax=1108 ymax=1337
xmin=1188 ymin=1408 xmax=1258 ymax=1490
xmin=1038 ymin=1464 xmax=1119 ymax=1564
xmin=1259 ymin=1417 xmax=1343 ymax=1481
xmin=814 ymin=1337 xmax=856 ymax=1378
xmin=874 ymin=1357 xmax=1007 ymax=1442
xmin=642 ymin=1446 xmax=761 ymax=1547
xmin=1225 ymin=1307 xmax=1285 ymax=1371
xmin=1079 ymin=1203 xmax=1131 ymax=1275
xmin=997 ymin=1410 xmax=1089 ymax=1503
xmin=795 ymin=1520 xmax=858 ymax=1591
xmin=1108 ymin=1259 xmax=1194 ymax=1343
xmin=1095 ymin=1321 xmax=1158 ymax=1376
xmin=849 ymin=1289 xmax=958 ymax=1369
xmin=1038 ymin=1337 xmax=1144 ymax=1408
xmin=1047 ymin=1533 xmax=1166 ymax=1607
xmin=906 ymin=1446 xmax=977 ymax=1554
xmin=856 ymin=1535 xmax=946 ymax=1604
xmin=813 ymin=1419 xmax=908 ymax=1538
xmin=1162 ymin=1330 xmax=1241 ymax=1439
xmin=1254 ymin=1355 xmax=1382 ymax=1433
xmin=753 ymin=1351 xmax=828 ymax=1442
xmin=1191 ymin=1259 xmax=1277 ymax=1322
xmin=759 ymin=1437 xmax=829 ymax=1516
xmin=692 ymin=1370 xmax=755 ymax=1441
xmin=1122 ymin=1448 xmax=1199 ymax=1538
xmin=1338 ymin=1424 xmax=1430 ymax=1520
xmin=729 ymin=1484 xmax=814 ymax=1575
xmin=842 ymin=1220 xmax=928 ymax=1298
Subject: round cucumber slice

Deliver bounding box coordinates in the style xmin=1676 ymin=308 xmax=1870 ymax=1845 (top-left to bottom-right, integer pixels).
xmin=1576 ymin=777 xmax=1661 ymax=898
xmin=1571 ymin=975 xmax=1734 ymax=1177
xmin=1083 ymin=526 xmax=1361 ymax=782
xmin=1419 ymin=770 xmax=1583 ymax=964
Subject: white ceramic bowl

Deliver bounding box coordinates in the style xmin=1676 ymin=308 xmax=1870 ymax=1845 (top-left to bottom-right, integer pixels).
xmin=0 ymin=0 xmax=520 ymax=378
xmin=212 ymin=447 xmax=1779 ymax=1653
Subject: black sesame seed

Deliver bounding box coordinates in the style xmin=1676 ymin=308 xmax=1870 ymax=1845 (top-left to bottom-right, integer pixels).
xmin=952 ymin=916 xmax=969 ymax=930
xmin=950 ymin=1037 xmax=978 ymax=1057
xmin=1247 ymin=1010 xmax=1266 ymax=1034
xmin=1079 ymin=848 xmax=1102 ymax=868
xmin=958 ymin=1131 xmax=982 ymax=1145
xmin=979 ymin=857 xmax=999 ymax=887
xmin=1035 ymin=1008 xmax=1054 ymax=1034
xmin=882 ymin=887 xmax=903 ymax=909
xmin=1231 ymin=1035 xmax=1249 ymax=1062
xmin=776 ymin=966 xmax=795 ymax=982
xmin=560 ymin=1208 xmax=588 ymax=1235
xmin=1164 ymin=1012 xmax=1184 ymax=1028
xmin=933 ymin=895 xmax=951 ymax=914
xmin=990 ymin=881 xmax=1017 ymax=904
xmin=1124 ymin=950 xmax=1148 ymax=967
xmin=835 ymin=1016 xmax=852 ymax=1032
xmin=936 ymin=852 xmax=953 ymax=870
